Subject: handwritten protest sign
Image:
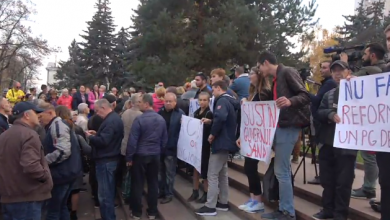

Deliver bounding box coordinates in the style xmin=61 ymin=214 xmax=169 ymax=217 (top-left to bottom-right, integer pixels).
xmin=334 ymin=72 xmax=390 ymax=152
xmin=189 ymin=99 xmax=200 ymax=117
xmin=189 ymin=98 xmax=214 ymax=117
xmin=240 ymin=101 xmax=280 ymax=164
xmin=177 ymin=115 xmax=203 ymax=173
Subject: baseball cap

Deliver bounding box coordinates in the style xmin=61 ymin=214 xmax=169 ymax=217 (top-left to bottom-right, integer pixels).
xmin=12 ymin=101 xmax=44 ymax=115
xmin=103 ymin=94 xmax=117 ymax=104
xmin=330 ymin=60 xmax=349 ymax=70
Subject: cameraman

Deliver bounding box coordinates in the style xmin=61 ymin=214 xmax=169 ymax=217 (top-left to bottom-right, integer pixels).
xmin=350 ymin=43 xmax=387 ymax=76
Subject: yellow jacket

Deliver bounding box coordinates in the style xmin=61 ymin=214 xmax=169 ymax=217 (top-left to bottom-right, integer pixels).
xmin=6 ymin=89 xmax=25 ymax=106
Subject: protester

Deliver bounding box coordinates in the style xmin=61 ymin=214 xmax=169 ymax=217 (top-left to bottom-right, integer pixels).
xmin=0 ymin=96 xmax=12 ymax=134
xmin=236 ymin=67 xmax=272 ymax=213
xmin=126 ymin=93 xmax=168 ymax=219
xmin=187 ymin=92 xmax=213 ymax=203
xmin=6 ymin=81 xmax=25 ymax=107
xmin=194 ymin=72 xmax=212 ymax=99
xmin=0 ymin=102 xmax=52 ymax=220
xmin=195 ymin=80 xmax=240 ymax=216
xmin=86 ymin=98 xmax=124 ymax=220
xmin=313 ymin=60 xmax=357 ymax=220
xmin=75 ymin=103 xmax=89 ymax=131
xmin=72 ymin=85 xmax=89 ymax=111
xmin=88 ymin=85 xmax=102 ymax=115
xmin=257 ymin=51 xmax=310 ymax=220
xmin=153 ymin=87 xmax=165 ymax=112
xmin=48 ymin=89 xmax=59 ymax=106
xmin=158 ymin=92 xmax=184 ymax=204
xmin=229 ymin=66 xmax=250 ymax=101
xmin=39 ymin=102 xmax=83 ymax=220
xmin=57 ymin=88 xmax=73 ymax=110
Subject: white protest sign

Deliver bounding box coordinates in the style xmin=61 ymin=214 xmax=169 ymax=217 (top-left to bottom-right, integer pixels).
xmin=177 ymin=115 xmax=203 ymax=173
xmin=240 ymin=101 xmax=280 ymax=164
xmin=334 ymin=72 xmax=390 ymax=152
xmin=189 ymin=99 xmax=200 ymax=117
xmin=209 ymin=96 xmax=214 ymax=112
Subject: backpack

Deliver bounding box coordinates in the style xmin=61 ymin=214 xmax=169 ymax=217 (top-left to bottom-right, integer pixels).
xmin=263 ymin=157 xmax=294 ymax=202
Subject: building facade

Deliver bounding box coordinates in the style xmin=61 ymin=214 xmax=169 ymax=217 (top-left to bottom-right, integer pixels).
xmin=46 ymin=62 xmax=58 ymax=86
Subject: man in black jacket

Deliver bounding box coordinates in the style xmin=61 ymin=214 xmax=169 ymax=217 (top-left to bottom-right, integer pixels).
xmin=312 ymin=60 xmax=357 ymax=220
xmin=72 ymin=85 xmax=89 ymax=111
xmin=308 ymin=61 xmax=337 ymax=185
xmin=195 ymin=80 xmax=240 ymax=216
xmin=85 ymin=99 xmax=124 ymax=220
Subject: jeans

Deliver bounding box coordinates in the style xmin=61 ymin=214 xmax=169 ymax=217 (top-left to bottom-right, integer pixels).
xmin=377 ymin=152 xmax=390 ymax=220
xmin=273 ymin=127 xmax=300 ymax=216
xmin=46 ymin=182 xmax=74 ymax=220
xmin=131 ymin=155 xmax=160 ymax=216
xmin=2 ymin=201 xmax=43 ymax=220
xmin=89 ymin=160 xmax=98 ymax=201
xmin=319 ymin=145 xmax=356 ymax=220
xmin=205 ymin=151 xmax=229 ymax=208
xmin=244 ymin=157 xmax=262 ymax=195
xmin=361 ymin=151 xmax=378 ymax=193
xmin=159 ymin=155 xmax=177 ymax=198
xmin=96 ymin=160 xmax=118 ymax=220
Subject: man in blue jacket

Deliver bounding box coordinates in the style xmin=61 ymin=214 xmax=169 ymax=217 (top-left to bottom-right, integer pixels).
xmin=229 ymin=66 xmax=250 ymax=101
xmin=158 ymin=92 xmax=184 ymax=204
xmin=126 ymin=94 xmax=168 ymax=219
xmin=195 ymin=80 xmax=240 ymax=216
xmin=85 ymin=99 xmax=124 ymax=220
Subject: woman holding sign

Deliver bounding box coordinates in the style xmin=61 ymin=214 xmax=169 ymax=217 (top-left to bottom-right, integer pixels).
xmin=236 ymin=67 xmax=272 ymax=213
xmin=187 ymin=92 xmax=214 ymax=203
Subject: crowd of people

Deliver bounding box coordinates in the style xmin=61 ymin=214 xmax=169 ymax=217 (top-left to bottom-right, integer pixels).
xmin=0 ymin=27 xmax=389 ymax=220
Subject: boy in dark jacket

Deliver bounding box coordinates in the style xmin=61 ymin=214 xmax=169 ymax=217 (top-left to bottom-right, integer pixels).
xmin=313 ymin=60 xmax=357 ymax=220
xmin=195 ymin=80 xmax=240 ymax=216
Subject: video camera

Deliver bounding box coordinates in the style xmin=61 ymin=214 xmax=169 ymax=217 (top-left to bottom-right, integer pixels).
xmin=229 ymin=64 xmax=250 ymax=80
xmin=323 ymin=45 xmax=366 ymax=62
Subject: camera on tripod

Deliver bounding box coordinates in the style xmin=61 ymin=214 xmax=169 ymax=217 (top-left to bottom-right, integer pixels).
xmin=229 ymin=64 xmax=250 ymax=80
xmin=323 ymin=45 xmax=366 ymax=62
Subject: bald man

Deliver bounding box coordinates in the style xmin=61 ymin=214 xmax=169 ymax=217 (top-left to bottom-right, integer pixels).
xmin=157 ymin=92 xmax=185 ymax=204
xmin=6 ymin=82 xmax=25 ymax=107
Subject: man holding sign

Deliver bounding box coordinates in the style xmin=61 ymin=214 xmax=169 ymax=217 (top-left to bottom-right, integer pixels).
xmin=313 ymin=60 xmax=357 ymax=220
xmin=257 ymin=51 xmax=311 ymax=220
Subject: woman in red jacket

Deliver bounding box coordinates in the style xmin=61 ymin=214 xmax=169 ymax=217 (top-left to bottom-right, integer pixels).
xmin=57 ymin=88 xmax=73 ymax=110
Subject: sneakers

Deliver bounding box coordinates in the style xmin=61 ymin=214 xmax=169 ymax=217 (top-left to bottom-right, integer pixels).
xmin=312 ymin=210 xmax=333 ymax=219
xmin=351 ymin=187 xmax=376 ymax=199
xmin=195 ymin=206 xmax=217 ymax=216
xmin=245 ymin=200 xmax=264 ymax=213
xmin=238 ymin=199 xmax=253 ymax=210
xmin=216 ymin=202 xmax=229 ymax=211
xmin=238 ymin=199 xmax=264 ymax=213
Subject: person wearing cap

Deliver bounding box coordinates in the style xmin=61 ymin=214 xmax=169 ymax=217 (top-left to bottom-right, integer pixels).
xmin=6 ymin=81 xmax=25 ymax=107
xmin=0 ymin=102 xmax=53 ymax=219
xmin=312 ymin=60 xmax=357 ymax=220
xmin=38 ymin=102 xmax=83 ymax=220
xmin=85 ymin=98 xmax=124 ymax=220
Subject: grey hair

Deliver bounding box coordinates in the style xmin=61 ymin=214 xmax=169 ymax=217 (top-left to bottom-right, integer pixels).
xmin=100 ymin=85 xmax=106 ymax=90
xmin=129 ymin=87 xmax=136 ymax=93
xmin=95 ymin=99 xmax=110 ymax=108
xmin=142 ymin=94 xmax=154 ymax=107
xmin=32 ymin=98 xmax=45 ymax=106
xmin=78 ymin=103 xmax=89 ymax=113
xmin=130 ymin=93 xmax=140 ymax=105
xmin=62 ymin=88 xmax=68 ymax=93
xmin=165 ymin=92 xmax=177 ymax=101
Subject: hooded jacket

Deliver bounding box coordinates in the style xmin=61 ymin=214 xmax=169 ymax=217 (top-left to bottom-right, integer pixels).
xmin=210 ymin=93 xmax=240 ymax=154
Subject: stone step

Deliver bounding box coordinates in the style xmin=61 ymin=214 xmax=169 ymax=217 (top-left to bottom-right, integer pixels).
xmin=228 ymin=158 xmax=380 ymax=220
xmin=227 ymin=167 xmax=325 ymax=220
xmin=174 ymin=173 xmax=243 ymax=220
xmin=117 ymin=187 xmax=197 ymax=220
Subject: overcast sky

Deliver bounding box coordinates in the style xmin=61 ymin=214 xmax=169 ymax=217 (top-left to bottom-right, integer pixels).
xmin=30 ymin=0 xmax=355 ymax=85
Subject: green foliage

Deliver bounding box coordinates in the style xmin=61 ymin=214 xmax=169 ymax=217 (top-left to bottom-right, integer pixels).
xmin=130 ymin=0 xmax=318 ymax=86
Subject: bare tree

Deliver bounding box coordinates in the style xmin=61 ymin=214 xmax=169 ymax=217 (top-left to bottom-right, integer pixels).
xmin=0 ymin=0 xmax=58 ymax=85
